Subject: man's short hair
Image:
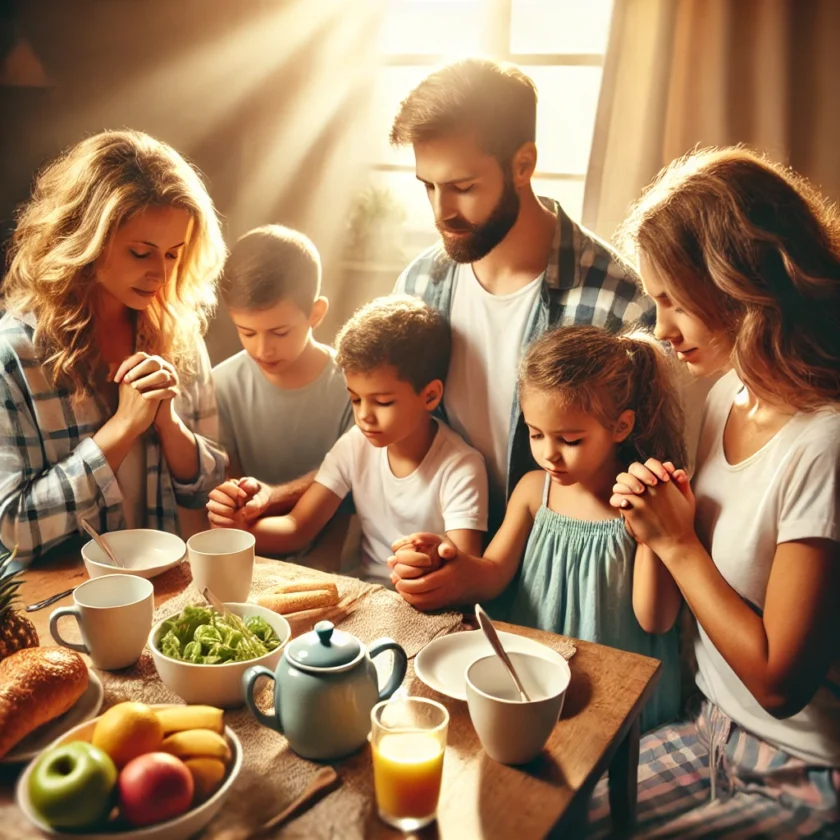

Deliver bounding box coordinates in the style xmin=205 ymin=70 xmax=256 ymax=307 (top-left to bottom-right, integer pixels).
xmin=389 ymin=58 xmax=537 ymax=165
xmin=335 ymin=295 xmax=451 ymax=393
xmin=219 ymin=225 xmax=321 ymax=312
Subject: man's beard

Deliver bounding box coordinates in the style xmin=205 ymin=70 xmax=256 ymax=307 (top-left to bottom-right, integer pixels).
xmin=437 ymin=178 xmax=521 ymax=263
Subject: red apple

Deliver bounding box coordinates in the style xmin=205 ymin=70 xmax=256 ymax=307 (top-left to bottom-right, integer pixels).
xmin=118 ymin=752 xmax=194 ymax=827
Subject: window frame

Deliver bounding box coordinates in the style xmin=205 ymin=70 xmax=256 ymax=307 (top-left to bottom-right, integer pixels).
xmin=374 ymin=0 xmax=608 ymax=187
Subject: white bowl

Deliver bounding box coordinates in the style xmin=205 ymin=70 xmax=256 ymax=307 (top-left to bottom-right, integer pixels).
xmin=149 ymin=603 xmax=290 ymax=708
xmin=15 ymin=705 xmax=243 ymax=840
xmin=465 ymin=651 xmax=570 ymax=765
xmin=82 ymin=530 xmax=186 ymax=579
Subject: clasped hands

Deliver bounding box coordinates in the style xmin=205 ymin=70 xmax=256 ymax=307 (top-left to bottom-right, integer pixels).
xmin=610 ymin=457 xmax=698 ymax=556
xmin=206 ymin=478 xmax=271 ymax=529
xmin=110 ymin=351 xmax=181 ymax=434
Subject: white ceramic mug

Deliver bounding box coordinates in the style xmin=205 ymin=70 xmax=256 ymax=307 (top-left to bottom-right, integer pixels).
xmin=187 ymin=529 xmax=255 ymax=603
xmin=49 ymin=574 xmax=154 ymax=670
xmin=465 ymin=651 xmax=570 ymax=765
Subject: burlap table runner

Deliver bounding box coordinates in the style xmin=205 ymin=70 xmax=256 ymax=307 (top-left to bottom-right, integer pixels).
xmin=4 ymin=561 xmax=576 ymax=839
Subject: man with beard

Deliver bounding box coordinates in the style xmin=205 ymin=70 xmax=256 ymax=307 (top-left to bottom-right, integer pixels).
xmin=391 ymin=58 xmax=653 ymax=532
xmin=207 ymin=59 xmax=653 ymax=549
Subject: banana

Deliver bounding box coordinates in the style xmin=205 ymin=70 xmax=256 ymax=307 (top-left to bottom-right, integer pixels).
xmin=161 ymin=728 xmax=231 ymax=763
xmin=155 ymin=705 xmax=224 ymax=735
xmin=185 ymin=757 xmax=227 ymax=800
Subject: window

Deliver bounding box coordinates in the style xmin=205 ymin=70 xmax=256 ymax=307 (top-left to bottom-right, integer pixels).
xmin=358 ymin=0 xmax=614 ymax=262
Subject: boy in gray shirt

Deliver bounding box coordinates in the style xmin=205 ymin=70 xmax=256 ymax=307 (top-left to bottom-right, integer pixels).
xmin=211 ymin=226 xmax=352 ymax=515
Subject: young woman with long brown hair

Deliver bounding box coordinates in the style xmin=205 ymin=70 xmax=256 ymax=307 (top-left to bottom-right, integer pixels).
xmin=589 ymin=148 xmax=840 ymax=836
xmin=0 ymin=130 xmax=228 ymax=565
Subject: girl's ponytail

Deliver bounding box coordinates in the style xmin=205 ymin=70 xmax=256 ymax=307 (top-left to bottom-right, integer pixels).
xmin=618 ymin=333 xmax=687 ymax=468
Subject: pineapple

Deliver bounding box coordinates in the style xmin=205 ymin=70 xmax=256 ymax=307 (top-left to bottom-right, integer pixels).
xmin=0 ymin=545 xmax=39 ymax=662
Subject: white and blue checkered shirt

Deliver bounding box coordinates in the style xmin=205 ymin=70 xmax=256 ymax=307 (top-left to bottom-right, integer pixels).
xmin=0 ymin=312 xmax=227 ymax=565
xmin=395 ymin=197 xmax=654 ymax=499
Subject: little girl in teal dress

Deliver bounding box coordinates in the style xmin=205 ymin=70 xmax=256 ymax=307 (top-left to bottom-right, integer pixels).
xmin=391 ymin=325 xmax=686 ymax=731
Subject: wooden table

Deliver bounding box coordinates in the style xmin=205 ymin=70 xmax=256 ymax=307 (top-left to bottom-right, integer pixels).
xmin=3 ymin=553 xmax=661 ymax=838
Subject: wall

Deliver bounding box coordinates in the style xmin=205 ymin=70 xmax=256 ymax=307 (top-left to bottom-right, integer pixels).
xmin=0 ymin=0 xmax=384 ymax=363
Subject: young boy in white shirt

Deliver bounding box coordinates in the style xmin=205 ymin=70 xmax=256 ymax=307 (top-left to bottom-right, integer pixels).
xmin=211 ymin=226 xmax=352 ymax=513
xmin=210 ymin=295 xmax=489 ymax=583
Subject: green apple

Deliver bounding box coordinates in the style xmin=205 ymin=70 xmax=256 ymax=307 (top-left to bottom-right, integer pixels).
xmin=29 ymin=740 xmax=118 ymax=829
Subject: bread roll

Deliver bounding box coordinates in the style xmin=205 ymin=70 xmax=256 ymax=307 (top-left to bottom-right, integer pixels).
xmin=257 ymin=587 xmax=339 ymax=615
xmin=269 ymin=579 xmax=338 ymax=598
xmin=0 ymin=646 xmax=88 ymax=759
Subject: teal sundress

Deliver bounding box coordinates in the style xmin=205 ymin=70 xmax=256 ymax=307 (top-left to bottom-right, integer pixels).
xmin=508 ymin=474 xmax=681 ymax=732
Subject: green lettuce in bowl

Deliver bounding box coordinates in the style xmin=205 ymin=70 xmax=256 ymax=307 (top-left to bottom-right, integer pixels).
xmin=156 ymin=605 xmax=282 ymax=664
xmin=149 ymin=602 xmax=291 ymax=708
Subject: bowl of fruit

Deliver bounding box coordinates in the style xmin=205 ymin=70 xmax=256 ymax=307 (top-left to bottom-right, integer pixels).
xmin=149 ymin=602 xmax=291 ymax=708
xmin=16 ymin=702 xmax=242 ymax=840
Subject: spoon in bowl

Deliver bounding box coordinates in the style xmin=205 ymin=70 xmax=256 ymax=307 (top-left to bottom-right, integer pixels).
xmin=475 ymin=603 xmax=531 ymax=702
xmin=77 ymin=517 xmax=124 ymax=568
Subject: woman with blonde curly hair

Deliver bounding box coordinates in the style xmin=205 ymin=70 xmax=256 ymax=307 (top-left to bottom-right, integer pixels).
xmin=588 ymin=148 xmax=840 ymax=837
xmin=1 ymin=129 xmax=228 ymax=564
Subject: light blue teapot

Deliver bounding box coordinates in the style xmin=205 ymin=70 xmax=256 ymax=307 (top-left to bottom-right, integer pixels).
xmin=242 ymin=620 xmax=408 ymax=760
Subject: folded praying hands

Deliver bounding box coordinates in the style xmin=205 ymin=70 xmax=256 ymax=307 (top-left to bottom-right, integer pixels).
xmin=610 ymin=457 xmax=697 ymax=556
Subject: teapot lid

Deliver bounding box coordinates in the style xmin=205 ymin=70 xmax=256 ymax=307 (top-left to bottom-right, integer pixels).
xmin=287 ymin=620 xmax=363 ymax=670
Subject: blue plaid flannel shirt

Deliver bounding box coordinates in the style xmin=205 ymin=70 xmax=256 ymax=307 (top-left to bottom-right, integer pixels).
xmin=395 ymin=197 xmax=654 ymax=501
xmin=0 ymin=312 xmax=227 ymax=565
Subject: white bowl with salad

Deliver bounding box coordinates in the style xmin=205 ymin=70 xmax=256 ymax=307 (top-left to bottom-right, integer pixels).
xmin=149 ymin=603 xmax=291 ymax=708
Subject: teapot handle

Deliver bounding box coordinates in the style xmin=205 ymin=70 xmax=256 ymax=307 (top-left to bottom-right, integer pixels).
xmin=368 ymin=638 xmax=408 ymax=701
xmin=242 ymin=665 xmax=283 ymax=733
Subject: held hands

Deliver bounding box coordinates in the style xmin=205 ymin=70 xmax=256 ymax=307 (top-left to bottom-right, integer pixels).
xmin=610 ymin=458 xmax=698 ymax=556
xmin=112 ymin=352 xmax=180 ymax=433
xmin=207 ymin=477 xmax=270 ymax=529
xmin=386 ymin=532 xmax=464 ymax=612
xmin=388 ymin=532 xmax=457 ymax=581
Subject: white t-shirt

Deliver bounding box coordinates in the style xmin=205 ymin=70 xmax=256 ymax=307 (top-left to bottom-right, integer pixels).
xmin=692 ymin=370 xmax=840 ymax=765
xmin=314 ymin=420 xmax=488 ymax=581
xmin=444 ymin=263 xmax=542 ymax=520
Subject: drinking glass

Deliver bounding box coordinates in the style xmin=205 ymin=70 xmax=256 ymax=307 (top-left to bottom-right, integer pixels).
xmin=370 ymin=696 xmax=449 ymax=831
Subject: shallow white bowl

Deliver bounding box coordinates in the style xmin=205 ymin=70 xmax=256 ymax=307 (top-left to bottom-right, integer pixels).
xmin=82 ymin=530 xmax=186 ymax=579
xmin=16 ymin=705 xmax=243 ymax=840
xmin=149 ymin=602 xmax=290 ymax=708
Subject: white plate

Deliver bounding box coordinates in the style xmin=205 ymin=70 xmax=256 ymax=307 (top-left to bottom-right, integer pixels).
xmin=414 ymin=629 xmax=570 ymax=701
xmin=16 ymin=705 xmax=243 ymax=840
xmin=1 ymin=669 xmax=104 ymax=765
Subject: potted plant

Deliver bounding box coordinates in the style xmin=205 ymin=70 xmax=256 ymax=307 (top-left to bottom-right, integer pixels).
xmin=343 ymin=184 xmax=408 ymax=265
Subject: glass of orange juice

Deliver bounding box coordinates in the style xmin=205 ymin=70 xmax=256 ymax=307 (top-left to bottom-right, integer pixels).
xmin=370 ymin=696 xmax=449 ymax=831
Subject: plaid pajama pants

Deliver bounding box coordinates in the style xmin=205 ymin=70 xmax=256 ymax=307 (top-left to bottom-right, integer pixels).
xmin=587 ymin=700 xmax=840 ymax=839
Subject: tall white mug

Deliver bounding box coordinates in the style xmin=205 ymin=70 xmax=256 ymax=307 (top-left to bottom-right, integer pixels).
xmin=50 ymin=574 xmax=154 ymax=670
xmin=187 ymin=529 xmax=255 ymax=603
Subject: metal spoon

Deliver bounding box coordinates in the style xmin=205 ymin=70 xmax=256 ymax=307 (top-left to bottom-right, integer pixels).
xmin=77 ymin=517 xmax=124 ymax=568
xmin=475 ymin=603 xmax=532 ymax=702
xmin=26 ymin=587 xmax=76 ymax=612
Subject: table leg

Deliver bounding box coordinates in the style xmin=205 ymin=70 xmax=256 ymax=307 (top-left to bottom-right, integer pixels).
xmin=608 ymin=715 xmax=640 ymax=835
